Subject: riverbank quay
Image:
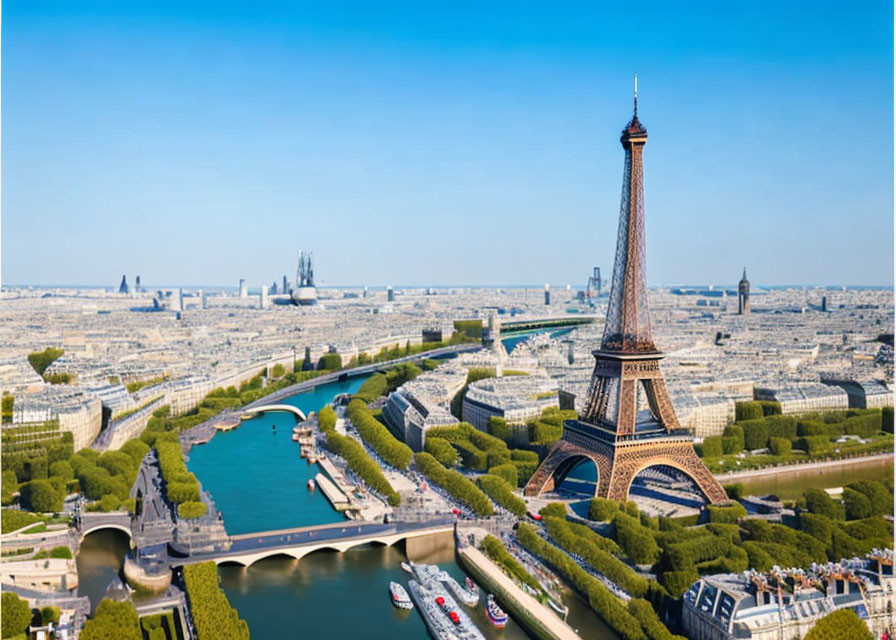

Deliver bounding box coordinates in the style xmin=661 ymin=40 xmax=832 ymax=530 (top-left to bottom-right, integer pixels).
xmin=458 ymin=546 xmax=581 ymax=640
xmin=713 ymin=451 xmax=894 ymax=484
xmin=179 ymin=342 xmax=482 ymax=451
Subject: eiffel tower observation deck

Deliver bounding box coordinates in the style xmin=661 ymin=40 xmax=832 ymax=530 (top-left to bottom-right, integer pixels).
xmin=525 ymin=77 xmax=728 ymax=504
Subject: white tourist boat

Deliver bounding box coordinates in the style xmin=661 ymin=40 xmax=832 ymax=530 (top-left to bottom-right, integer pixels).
xmin=389 ymin=581 xmax=413 ymax=609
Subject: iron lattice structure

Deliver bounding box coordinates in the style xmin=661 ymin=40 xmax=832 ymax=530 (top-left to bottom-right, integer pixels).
xmin=601 ymin=110 xmax=654 ymax=353
xmin=524 ymin=82 xmax=728 ymax=505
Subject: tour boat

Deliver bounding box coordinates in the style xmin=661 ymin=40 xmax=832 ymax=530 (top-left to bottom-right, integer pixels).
xmin=292 ymin=433 xmax=300 ymax=442
xmin=547 ymin=598 xmax=568 ymax=616
xmin=400 ymin=562 xmax=413 ymax=574
xmin=307 ymin=453 xmax=318 ymax=464
xmin=389 ymin=581 xmax=413 ymax=610
xmin=307 ymin=478 xmax=316 ymax=492
xmin=465 ymin=577 xmax=479 ymax=598
xmin=486 ymin=595 xmax=507 ymax=629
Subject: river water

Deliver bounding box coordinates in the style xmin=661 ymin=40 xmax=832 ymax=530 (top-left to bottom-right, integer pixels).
xmin=732 ymin=457 xmax=893 ymax=500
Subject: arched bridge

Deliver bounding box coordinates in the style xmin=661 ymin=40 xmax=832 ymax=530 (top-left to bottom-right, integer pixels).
xmin=77 ymin=512 xmax=133 ymax=541
xmin=171 ymin=520 xmax=454 ymax=567
xmin=240 ymin=404 xmax=307 ymax=422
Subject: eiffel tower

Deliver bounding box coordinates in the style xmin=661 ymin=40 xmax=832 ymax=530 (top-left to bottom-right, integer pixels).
xmin=524 ymin=77 xmax=728 ymax=504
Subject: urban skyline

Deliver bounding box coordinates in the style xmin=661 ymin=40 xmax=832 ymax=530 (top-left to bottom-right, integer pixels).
xmin=2 ymin=1 xmax=893 ymax=288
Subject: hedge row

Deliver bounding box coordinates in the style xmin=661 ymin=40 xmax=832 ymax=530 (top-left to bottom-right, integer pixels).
xmin=527 ymin=407 xmax=576 ymax=447
xmin=318 ymin=406 xmax=337 ymax=431
xmin=324 ymin=431 xmax=400 ymax=506
xmin=346 ymin=399 xmax=413 ymax=469
xmin=480 ymin=535 xmax=541 ymax=592
xmin=155 ymin=441 xmax=206 ymax=519
xmin=425 ymin=437 xmax=459 ymax=467
xmin=516 ymin=523 xmax=682 ymax=640
xmin=476 ymin=474 xmax=526 ymax=516
xmin=425 ymin=422 xmax=538 ymax=486
xmin=182 ymin=562 xmax=250 ymax=640
xmin=414 ymin=452 xmax=493 ymax=517
xmin=543 ymin=516 xmax=648 ymax=597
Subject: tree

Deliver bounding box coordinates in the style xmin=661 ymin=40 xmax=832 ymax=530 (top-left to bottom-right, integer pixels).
xmin=1 ymin=592 xmax=31 ymax=639
xmin=741 ymin=420 xmax=769 ymax=450
xmin=589 ymin=497 xmax=619 ymax=522
xmin=317 ymin=353 xmax=342 ymax=371
xmin=48 ymin=460 xmax=74 ymax=481
xmin=487 ymin=416 xmax=510 ymax=440
xmin=769 ymin=437 xmax=791 ymax=456
xmin=271 ymin=363 xmax=286 ymax=378
xmin=80 ymin=599 xmax=141 ymax=640
xmin=735 ymin=401 xmax=764 ymax=422
xmin=20 ymin=479 xmax=63 ymax=512
xmin=41 ymin=606 xmax=61 ymax=624
xmin=842 ymin=488 xmax=872 ymax=520
xmin=846 ymin=480 xmax=893 ymax=516
xmin=698 ymin=436 xmax=723 ymax=458
xmin=182 ymin=562 xmax=250 ymax=640
xmin=1 ymin=470 xmax=18 ymax=505
xmin=27 ymin=347 xmax=64 ymax=376
xmin=487 ymin=463 xmax=518 ymax=487
xmin=424 ymin=437 xmax=458 ymax=467
xmin=721 ymin=425 xmax=745 ymax=454
xmin=317 ymin=406 xmax=337 ymax=431
xmin=882 ymin=406 xmax=893 ymax=434
xmin=804 ymin=608 xmax=872 ymax=640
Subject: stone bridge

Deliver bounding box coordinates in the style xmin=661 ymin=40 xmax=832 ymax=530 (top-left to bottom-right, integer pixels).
xmin=240 ymin=404 xmax=307 ymax=422
xmin=171 ymin=519 xmax=455 ymax=567
xmin=77 ymin=512 xmax=133 ymax=541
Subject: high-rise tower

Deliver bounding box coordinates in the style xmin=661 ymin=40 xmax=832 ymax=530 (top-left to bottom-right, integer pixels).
xmin=525 ymin=78 xmax=727 ymax=504
xmin=738 ymin=268 xmax=750 ymax=315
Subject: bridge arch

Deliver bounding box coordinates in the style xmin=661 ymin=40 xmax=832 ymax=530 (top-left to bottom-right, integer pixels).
xmin=549 ymin=454 xmax=601 ymax=497
xmin=241 ymin=404 xmax=307 ymax=422
xmin=619 ymin=458 xmax=716 ymax=504
xmin=524 ymin=442 xmax=610 ymax=497
xmin=79 ymin=522 xmax=133 ymax=542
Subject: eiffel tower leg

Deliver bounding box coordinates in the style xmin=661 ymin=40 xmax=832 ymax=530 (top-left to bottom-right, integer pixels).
xmin=603 ymin=441 xmax=729 ymax=505
xmin=523 ymin=441 xmax=611 ymax=499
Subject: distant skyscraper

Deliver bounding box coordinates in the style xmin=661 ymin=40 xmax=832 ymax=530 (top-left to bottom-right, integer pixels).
xmin=738 ymin=268 xmax=751 ymax=315
xmin=198 ymin=289 xmax=205 ymax=309
xmin=176 ymin=288 xmax=184 ymax=312
xmin=135 ymin=275 xmax=141 ymax=292
xmin=119 ymin=275 xmax=129 ymax=294
xmin=387 ymin=286 xmax=394 ymax=302
xmin=271 ymin=281 xmax=278 ymax=295
xmin=544 ymin=283 xmax=551 ymax=306
xmin=239 ymin=279 xmax=248 ymax=298
xmin=363 ymin=286 xmax=369 ymax=298
xmin=260 ymin=285 xmax=269 ymax=309
xmin=821 ymin=295 xmax=828 ymax=312
xmin=283 ymin=275 xmax=289 ymax=294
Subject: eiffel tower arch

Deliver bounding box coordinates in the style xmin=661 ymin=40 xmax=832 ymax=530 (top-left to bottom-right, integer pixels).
xmin=524 ymin=77 xmax=727 ymax=505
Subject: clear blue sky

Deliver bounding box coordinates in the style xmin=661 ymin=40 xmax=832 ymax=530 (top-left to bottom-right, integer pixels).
xmin=2 ymin=1 xmax=893 ymax=288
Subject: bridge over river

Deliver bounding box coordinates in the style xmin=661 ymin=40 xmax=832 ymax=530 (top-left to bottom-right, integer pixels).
xmin=171 ymin=519 xmax=455 ymax=567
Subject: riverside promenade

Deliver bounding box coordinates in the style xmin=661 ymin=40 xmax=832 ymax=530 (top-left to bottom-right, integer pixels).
xmin=459 ymin=546 xmax=581 ymax=640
